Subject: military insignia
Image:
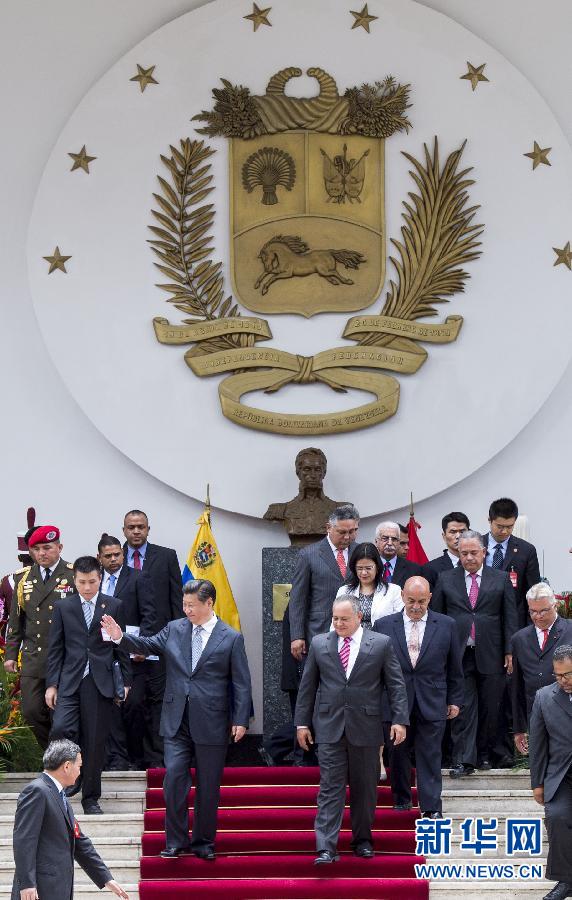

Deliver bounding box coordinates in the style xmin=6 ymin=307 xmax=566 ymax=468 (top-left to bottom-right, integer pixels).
xmin=152 ymin=67 xmax=483 ymax=434
xmin=193 ymin=541 xmax=217 ymax=570
xmin=46 ymin=530 xmax=57 ymax=541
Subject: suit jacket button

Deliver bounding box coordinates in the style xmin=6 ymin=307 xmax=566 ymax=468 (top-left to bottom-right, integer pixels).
xmin=37 ymin=647 xmax=41 ymax=651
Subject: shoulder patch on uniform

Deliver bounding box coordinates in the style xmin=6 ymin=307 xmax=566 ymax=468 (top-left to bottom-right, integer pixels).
xmin=13 ymin=566 xmax=30 ymax=576
xmin=66 ymin=563 xmax=74 ymax=569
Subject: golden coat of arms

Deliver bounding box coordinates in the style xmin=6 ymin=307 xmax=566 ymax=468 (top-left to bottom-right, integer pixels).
xmin=152 ymin=67 xmax=482 ymax=435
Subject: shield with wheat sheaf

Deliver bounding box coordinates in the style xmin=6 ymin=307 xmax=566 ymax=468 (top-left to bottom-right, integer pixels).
xmin=223 ymin=68 xmax=386 ymax=317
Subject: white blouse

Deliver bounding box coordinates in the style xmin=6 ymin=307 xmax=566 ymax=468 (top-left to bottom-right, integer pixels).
xmin=333 ymin=581 xmax=404 ymax=627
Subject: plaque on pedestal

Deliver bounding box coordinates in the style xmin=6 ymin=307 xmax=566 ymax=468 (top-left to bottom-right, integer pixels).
xmin=261 ymin=546 xmax=301 ymax=739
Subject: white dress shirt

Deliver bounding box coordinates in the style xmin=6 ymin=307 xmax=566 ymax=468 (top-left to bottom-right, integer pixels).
xmin=192 ymin=613 xmax=218 ymax=654
xmin=327 ymin=535 xmax=348 ymax=566
xmin=447 ymin=551 xmax=460 ymax=567
xmin=40 ymin=562 xmax=60 ymax=581
xmin=102 ymin=567 xmax=121 ymax=596
xmin=535 ymin=618 xmax=557 ymax=649
xmin=337 ymin=625 xmax=364 ymax=679
xmin=44 ymin=771 xmax=65 ymax=793
xmin=403 ymin=610 xmax=428 ymax=647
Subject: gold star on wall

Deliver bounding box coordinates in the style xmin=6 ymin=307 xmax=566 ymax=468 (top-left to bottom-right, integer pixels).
xmin=553 ymin=242 xmax=572 ymax=269
xmin=524 ymin=141 xmax=552 ymax=171
xmin=460 ymin=62 xmax=489 ymax=91
xmin=244 ymin=3 xmax=272 ymax=31
xmin=130 ymin=64 xmax=158 ymax=92
xmin=350 ymin=4 xmax=378 ymax=32
xmin=68 ymin=146 xmax=97 ymax=174
xmin=43 ymin=247 xmax=71 ymax=274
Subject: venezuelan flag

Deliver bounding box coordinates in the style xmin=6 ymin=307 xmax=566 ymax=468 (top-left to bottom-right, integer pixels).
xmin=183 ymin=503 xmax=242 ymax=632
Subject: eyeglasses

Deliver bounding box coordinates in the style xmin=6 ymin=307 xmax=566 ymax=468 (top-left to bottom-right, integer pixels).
xmin=554 ymin=671 xmax=572 ymax=681
xmin=377 ymin=535 xmax=398 ymax=543
xmin=356 ymin=566 xmax=375 ymax=574
xmin=529 ymin=608 xmax=554 ymax=617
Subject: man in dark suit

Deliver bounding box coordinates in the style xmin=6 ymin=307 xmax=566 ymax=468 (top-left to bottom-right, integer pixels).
xmin=11 ymin=739 xmax=128 ymax=900
xmin=374 ymin=576 xmax=464 ymax=817
xmin=102 ymin=578 xmax=252 ymax=860
xmin=295 ymin=595 xmax=409 ymax=864
xmin=289 ymin=504 xmax=359 ymax=661
xmin=431 ymin=530 xmax=518 ymax=776
xmin=4 ymin=524 xmax=75 ymax=749
xmin=122 ymin=508 xmax=183 ymax=766
xmin=483 ymin=497 xmax=541 ymax=629
xmin=374 ymin=521 xmax=421 ymax=588
xmin=529 ymin=645 xmax=572 ymax=900
xmin=97 ymin=533 xmax=156 ymax=770
xmin=511 ymin=583 xmax=572 ymax=756
xmin=423 ymin=512 xmax=470 ymax=589
xmin=45 ymin=556 xmax=132 ymax=814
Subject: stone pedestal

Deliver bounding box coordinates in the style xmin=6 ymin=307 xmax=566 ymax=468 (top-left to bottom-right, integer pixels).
xmin=261 ymin=546 xmax=301 ymax=738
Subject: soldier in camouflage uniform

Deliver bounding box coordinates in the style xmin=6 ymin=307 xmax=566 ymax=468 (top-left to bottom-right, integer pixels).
xmin=4 ymin=526 xmax=74 ymax=749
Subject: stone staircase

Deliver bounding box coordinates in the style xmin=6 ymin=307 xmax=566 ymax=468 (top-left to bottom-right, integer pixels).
xmin=0 ymin=768 xmax=555 ymax=899
xmin=0 ymin=772 xmax=143 ymax=899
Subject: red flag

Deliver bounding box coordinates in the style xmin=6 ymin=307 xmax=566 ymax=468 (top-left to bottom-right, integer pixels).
xmin=407 ymin=514 xmax=428 ymax=565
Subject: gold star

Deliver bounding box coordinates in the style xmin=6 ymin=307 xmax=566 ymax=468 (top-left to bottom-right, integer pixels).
xmin=553 ymin=242 xmax=572 ymax=270
xmin=68 ymin=145 xmax=97 ymax=174
xmin=244 ymin=3 xmax=272 ymax=31
xmin=350 ymin=4 xmax=378 ymax=32
xmin=130 ymin=64 xmax=158 ymax=93
xmin=460 ymin=62 xmax=489 ymax=91
xmin=43 ymin=247 xmax=71 ymax=274
xmin=524 ymin=141 xmax=552 ymax=171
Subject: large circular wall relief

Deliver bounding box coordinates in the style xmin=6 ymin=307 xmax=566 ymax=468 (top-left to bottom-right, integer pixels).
xmin=28 ymin=0 xmax=572 ymax=516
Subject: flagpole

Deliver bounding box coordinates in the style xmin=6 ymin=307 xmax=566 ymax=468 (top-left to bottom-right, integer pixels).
xmin=205 ymin=483 xmax=211 ymax=523
xmin=409 ymin=491 xmax=414 ymax=518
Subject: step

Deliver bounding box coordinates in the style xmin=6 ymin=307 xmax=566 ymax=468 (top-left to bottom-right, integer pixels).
xmin=441 ymin=769 xmax=531 ymax=791
xmin=0 ymin=859 xmax=139 ymax=884
xmin=430 ymin=882 xmax=552 ymax=899
xmin=143 ymin=805 xmax=420 ymax=831
xmin=441 ymin=790 xmax=538 ymax=814
xmin=141 ymin=828 xmax=417 ymax=855
xmin=138 ymin=878 xmax=428 ymax=899
xmin=141 ymin=852 xmax=422 ymax=878
xmin=0 ymin=791 xmax=145 ymax=816
xmin=0 ymin=770 xmax=147 ymax=793
xmin=145 ymin=784 xmax=418 ymax=808
xmin=0 ymin=813 xmax=143 ymax=840
xmin=0 ymin=835 xmax=142 ymax=861
xmin=0 ymin=884 xmax=139 ymax=899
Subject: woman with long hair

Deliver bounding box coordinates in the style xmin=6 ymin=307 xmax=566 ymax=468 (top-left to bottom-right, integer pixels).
xmin=334 ymin=541 xmax=404 ymax=779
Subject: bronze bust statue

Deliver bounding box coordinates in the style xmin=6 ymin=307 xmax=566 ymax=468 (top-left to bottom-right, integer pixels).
xmin=264 ymin=448 xmax=347 ymax=546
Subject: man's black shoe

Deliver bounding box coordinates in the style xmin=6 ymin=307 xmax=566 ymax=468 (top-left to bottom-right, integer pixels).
xmin=353 ymin=844 xmax=375 ymax=858
xmin=543 ymin=883 xmax=572 ymax=900
xmin=194 ymin=849 xmax=216 ymax=860
xmin=393 ymin=802 xmax=412 ymax=810
xmin=160 ymin=846 xmax=192 ymax=858
xmin=314 ymin=850 xmax=339 ymax=864
xmin=477 ymin=759 xmax=492 ymax=770
xmin=421 ymin=810 xmax=443 ymax=819
xmin=449 ymin=764 xmax=475 ymax=778
xmin=82 ymin=802 xmax=103 ymax=815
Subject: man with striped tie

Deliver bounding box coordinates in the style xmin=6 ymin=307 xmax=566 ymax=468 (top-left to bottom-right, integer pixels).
xmin=295 ymin=595 xmax=409 ymax=865
xmin=45 ymin=557 xmax=131 ymax=814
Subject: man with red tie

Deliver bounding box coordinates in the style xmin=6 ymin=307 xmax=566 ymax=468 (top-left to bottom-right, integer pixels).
xmin=288 ymin=505 xmax=360 ymax=663
xmin=374 ymin=521 xmax=421 ymax=589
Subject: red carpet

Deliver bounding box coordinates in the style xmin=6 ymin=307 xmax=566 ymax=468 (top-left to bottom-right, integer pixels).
xmin=138 ymin=766 xmax=428 ymax=899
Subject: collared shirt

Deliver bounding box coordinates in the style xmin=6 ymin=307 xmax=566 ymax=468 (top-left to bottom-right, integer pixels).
xmin=403 ymin=610 xmax=428 ymax=647
xmin=327 ymin=535 xmax=348 ymax=566
xmin=192 ymin=613 xmax=218 ymax=655
xmin=486 ymin=534 xmax=509 ymax=566
xmin=44 ymin=771 xmax=65 ymax=794
xmin=79 ymin=593 xmax=98 ymax=676
xmin=102 ymin=567 xmax=121 ymax=596
xmin=40 ymin=561 xmax=60 ymax=581
xmin=126 ymin=542 xmax=148 ymax=568
xmin=447 ymin=550 xmax=460 ymax=567
xmin=337 ymin=625 xmax=364 ymax=678
xmin=535 ymin=617 xmax=558 ymax=649
xmin=382 ymin=555 xmax=396 ymax=577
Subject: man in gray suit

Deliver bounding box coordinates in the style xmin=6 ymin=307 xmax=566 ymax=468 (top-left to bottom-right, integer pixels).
xmin=102 ymin=578 xmax=252 ymax=861
xmin=289 ymin=504 xmax=359 ymax=661
xmin=12 ymin=739 xmax=128 ymax=900
xmin=295 ymin=595 xmax=409 ymax=864
xmin=529 ymin=645 xmax=572 ymax=900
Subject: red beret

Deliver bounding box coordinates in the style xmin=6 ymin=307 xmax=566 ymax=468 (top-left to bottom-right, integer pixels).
xmin=28 ymin=526 xmax=60 ymax=548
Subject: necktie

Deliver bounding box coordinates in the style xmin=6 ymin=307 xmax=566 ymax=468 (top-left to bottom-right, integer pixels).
xmin=339 ymin=635 xmax=351 ymax=673
xmin=60 ymin=788 xmax=70 ymax=819
xmin=541 ymin=629 xmax=549 ymax=651
xmin=408 ymin=620 xmax=420 ymax=667
xmin=107 ymin=573 xmax=117 ymax=595
xmin=336 ymin=549 xmax=347 ymax=578
xmin=43 ymin=568 xmax=51 ymax=584
xmin=492 ymin=544 xmax=504 ymax=569
xmin=133 ymin=549 xmax=141 ymax=570
xmin=191 ymin=625 xmax=203 ymax=672
xmin=383 ymin=561 xmax=391 ymax=582
xmin=468 ymin=573 xmax=478 ymax=641
xmin=82 ymin=599 xmax=94 ymax=630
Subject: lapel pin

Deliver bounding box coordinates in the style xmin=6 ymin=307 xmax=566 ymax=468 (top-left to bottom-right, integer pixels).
xmin=101 ymin=603 xmax=106 ymax=609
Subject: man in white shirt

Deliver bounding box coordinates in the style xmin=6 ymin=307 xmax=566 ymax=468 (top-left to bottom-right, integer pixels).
xmin=295 ymin=596 xmax=408 ymax=864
